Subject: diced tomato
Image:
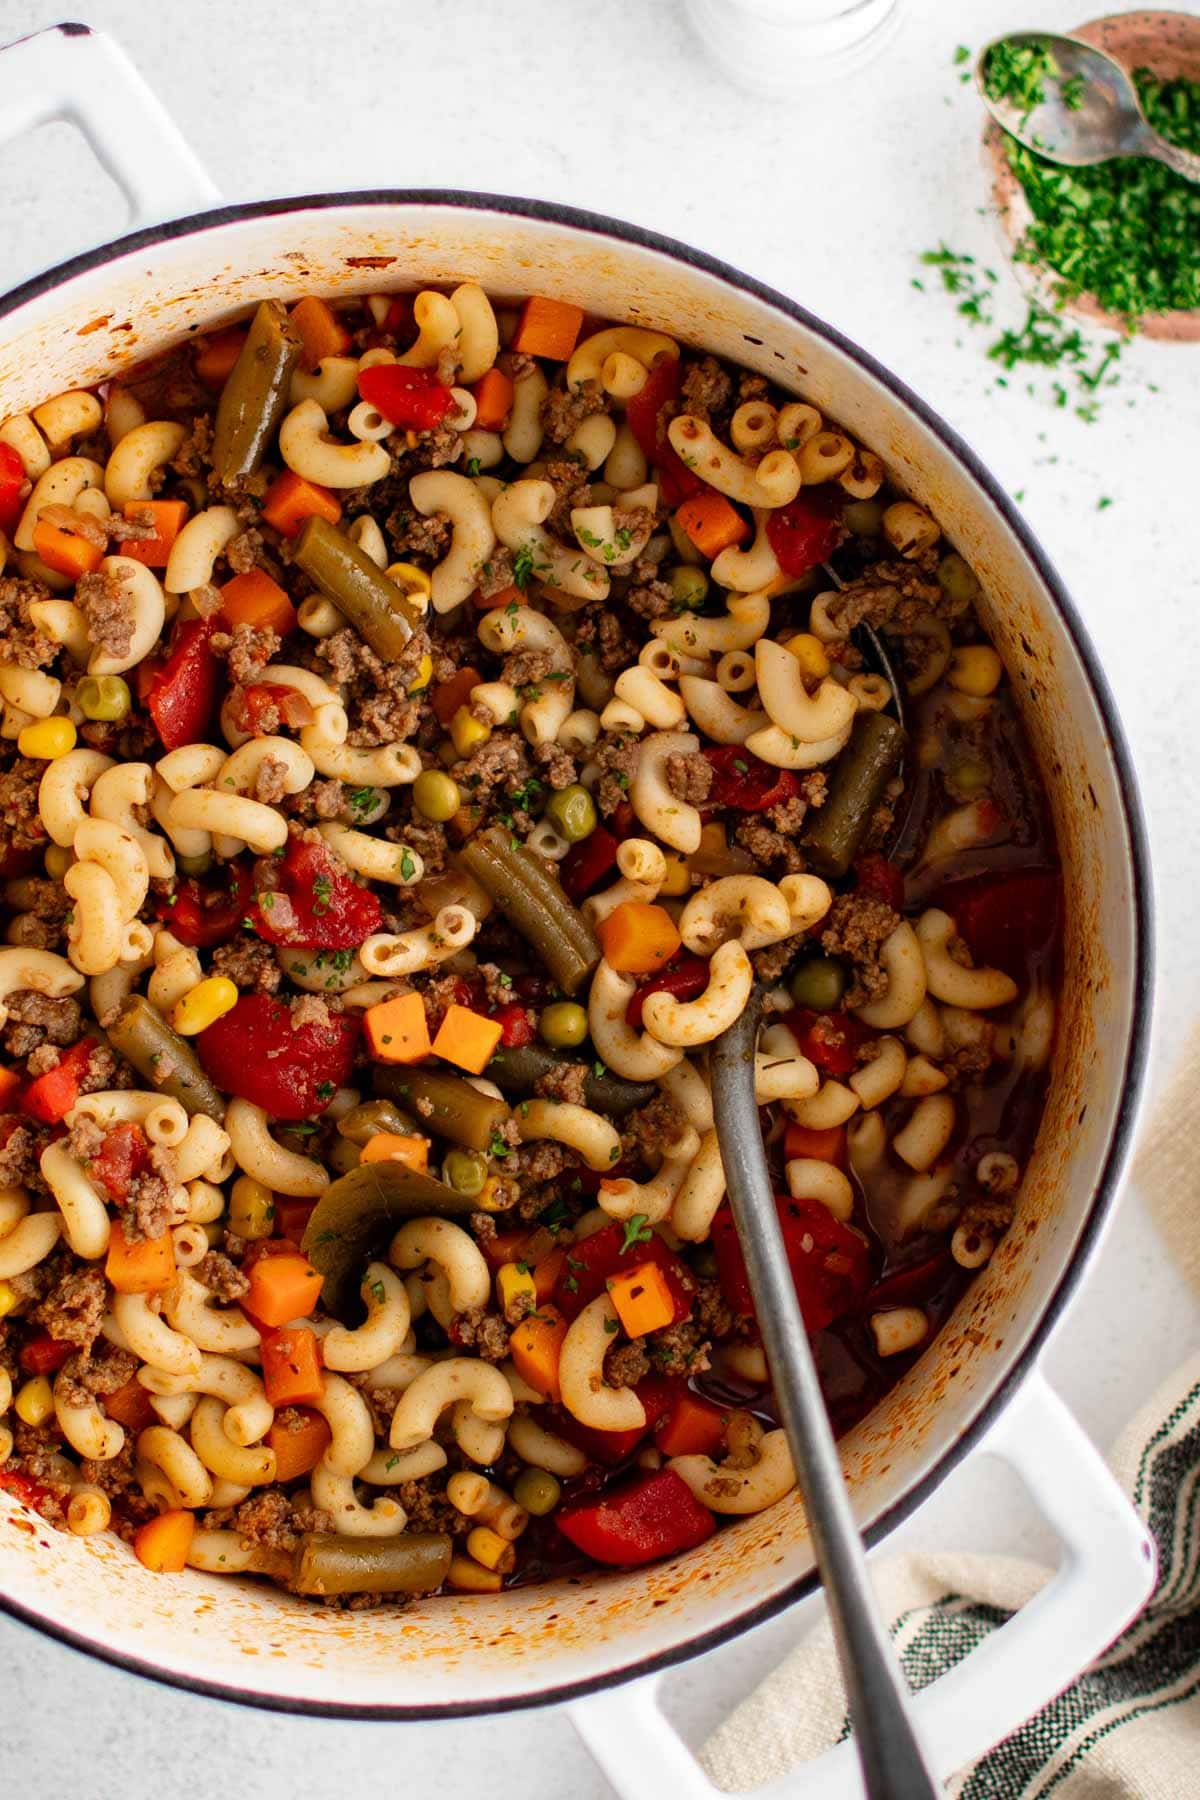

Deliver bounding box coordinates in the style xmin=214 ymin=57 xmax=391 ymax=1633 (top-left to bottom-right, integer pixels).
xmin=158 ymin=863 xmax=253 ymax=950
xmin=0 ymin=441 xmax=27 ymax=535
xmin=711 ymin=1196 xmax=871 ymax=1332
xmin=479 ymin=1228 xmax=534 ymax=1273
xmin=19 ymin=1038 xmax=98 ymax=1124
xmin=625 ymin=957 xmax=711 ymax=1029
xmin=560 ymin=825 xmax=620 ymax=904
xmin=854 ymin=853 xmax=906 ymax=912
xmin=383 ymin=295 xmax=415 ymax=340
xmin=0 ymin=1469 xmax=52 ymax=1510
xmin=624 ymin=355 xmax=706 ymax=509
xmin=103 ymin=1377 xmax=157 ymax=1433
xmin=784 ymin=1007 xmax=876 ymax=1077
xmin=551 ymin=1223 xmax=692 ymax=1325
xmin=864 ymin=1250 xmax=954 ymax=1313
xmin=358 ymin=363 xmax=455 ymax=432
xmin=250 ymin=836 xmax=383 ymax=951
xmin=274 ymin=1197 xmax=318 ymax=1242
xmin=557 ymin=1468 xmax=715 ymax=1567
xmin=196 ymin=994 xmax=359 ymax=1120
xmin=230 ymin=682 xmax=315 ymax=737
xmin=18 ymin=1333 xmax=72 ymax=1375
xmin=783 ymin=1123 xmax=847 ymax=1166
xmin=703 ymin=746 xmax=800 ymax=814
xmin=765 ymin=486 xmax=844 ymax=578
xmin=146 ymin=618 xmax=222 ymax=751
xmin=90 ymin=1121 xmax=153 ymax=1203
xmin=654 ymin=1388 xmax=728 ymax=1459
xmin=935 ymin=869 xmax=1062 ymax=980
xmin=490 ymin=1002 xmax=536 ymax=1048
xmin=609 ymin=800 xmax=638 ymax=840
xmin=549 ymin=1378 xmax=679 ymax=1466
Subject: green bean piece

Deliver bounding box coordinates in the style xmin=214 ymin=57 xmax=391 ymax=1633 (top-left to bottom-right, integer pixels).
xmin=486 ymin=1041 xmax=656 ymax=1118
xmin=937 ymin=551 xmax=982 ymax=607
xmin=302 ymin=1162 xmax=480 ymax=1319
xmin=544 ymin=784 xmax=597 ymax=844
xmin=336 ymin=1097 xmax=418 ymax=1146
xmin=788 ymin=954 xmax=846 ymax=1013
xmin=328 ymin=1136 xmax=362 ymax=1175
xmin=76 ymin=675 xmax=130 ymax=723
xmin=513 ymin=1468 xmax=562 ymax=1516
xmin=211 ymin=301 xmax=301 ymax=482
xmin=802 ymin=712 xmax=906 ymax=879
xmin=106 ymin=994 xmax=225 ymax=1121
xmin=443 ymin=1148 xmax=488 ymax=1196
xmin=291 ymin=1532 xmax=452 ymax=1597
xmin=293 ymin=516 xmax=418 ymax=661
xmin=540 ymin=1000 xmax=588 ymax=1049
xmin=372 ymin=1064 xmax=508 ymax=1153
xmin=670 ymin=565 xmax=709 ymax=609
xmin=412 ymin=769 xmax=461 ymax=823
xmin=460 ymin=827 xmax=600 ymax=997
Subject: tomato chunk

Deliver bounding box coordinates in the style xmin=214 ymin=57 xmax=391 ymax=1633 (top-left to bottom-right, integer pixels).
xmin=158 ymin=863 xmax=252 ymax=950
xmin=146 ymin=618 xmax=221 ymax=751
xmin=936 ymin=869 xmax=1062 ymax=980
xmin=197 ymin=994 xmax=359 ymax=1120
xmin=711 ymin=1196 xmax=870 ymax=1331
xmin=557 ymin=1468 xmax=715 ymax=1567
xmin=625 ymin=957 xmax=710 ymax=1029
xmin=549 ymin=1378 xmax=679 ymax=1466
xmin=765 ymin=486 xmax=844 ymax=577
xmin=854 ymin=853 xmax=905 ymax=911
xmin=0 ymin=441 xmax=27 ymax=535
xmin=19 ymin=1038 xmax=98 ymax=1124
xmin=251 ymin=837 xmax=382 ymax=951
xmin=783 ymin=1007 xmax=875 ymax=1077
xmin=358 ymin=363 xmax=455 ymax=432
xmin=551 ymin=1223 xmax=692 ymax=1325
xmin=624 ymin=355 xmax=706 ymax=508
xmin=560 ymin=825 xmax=620 ymax=904
xmin=90 ymin=1121 xmax=154 ymax=1203
xmin=703 ymin=746 xmax=800 ymax=813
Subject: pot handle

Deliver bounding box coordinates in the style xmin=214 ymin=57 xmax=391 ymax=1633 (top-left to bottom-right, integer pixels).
xmin=568 ymin=1372 xmax=1155 ymax=1798
xmin=0 ymin=22 xmax=219 ymax=274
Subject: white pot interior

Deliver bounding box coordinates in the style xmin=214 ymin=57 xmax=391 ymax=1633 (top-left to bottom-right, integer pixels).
xmin=0 ymin=200 xmax=1148 ymax=1712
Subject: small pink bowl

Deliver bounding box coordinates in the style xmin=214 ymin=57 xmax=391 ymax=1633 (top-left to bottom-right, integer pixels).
xmin=983 ymin=10 xmax=1200 ymax=341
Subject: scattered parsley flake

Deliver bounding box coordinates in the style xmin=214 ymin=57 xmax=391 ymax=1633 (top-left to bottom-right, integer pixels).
xmin=620 ymin=1214 xmax=654 ymax=1253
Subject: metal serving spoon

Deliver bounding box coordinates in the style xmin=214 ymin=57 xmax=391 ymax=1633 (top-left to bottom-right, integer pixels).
xmin=976 ymin=31 xmax=1200 ymax=183
xmin=711 ymin=995 xmax=938 ymax=1799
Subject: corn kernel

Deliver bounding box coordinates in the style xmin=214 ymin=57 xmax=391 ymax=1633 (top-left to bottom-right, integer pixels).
xmin=43 ymin=844 xmax=73 ymax=879
xmin=496 ymin=1261 xmax=537 ymax=1316
xmin=782 ymin=632 xmax=830 ymax=680
xmin=15 ymin=1375 xmax=54 ymax=1427
xmin=658 ymin=852 xmax=691 ymax=897
xmin=229 ymin=1174 xmax=275 ymax=1240
xmin=446 ymin=1552 xmax=504 ymax=1593
xmin=171 ymin=975 xmax=239 ymax=1037
xmin=450 ymin=706 xmax=490 ymax=758
xmin=475 ymin=1176 xmax=509 ymax=1214
xmin=0 ymin=1281 xmax=16 ymax=1321
xmin=406 ymin=652 xmax=434 ymax=696
xmin=17 ymin=716 xmax=76 ymax=760
xmin=947 ymin=645 xmax=1003 ymax=699
xmin=466 ymin=1525 xmax=515 ymax=1573
xmin=387 ymin=561 xmax=433 ymax=607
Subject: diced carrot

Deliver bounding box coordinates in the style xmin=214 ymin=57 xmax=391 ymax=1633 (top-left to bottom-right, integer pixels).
xmin=471 ymin=367 xmax=514 ymax=431
xmin=480 ymin=1228 xmax=534 ymax=1272
xmin=597 ymin=901 xmax=681 ymax=975
xmin=360 ymin=1133 xmax=429 ymax=1172
xmin=675 ymin=492 xmax=750 ymax=560
xmin=260 ymin=1326 xmax=325 ymax=1407
xmin=273 ymin=1196 xmax=317 ymax=1242
xmin=104 ymin=1222 xmax=176 ymax=1295
xmin=473 ymin=583 xmax=523 ymax=611
xmin=290 ymin=296 xmax=352 ymax=371
xmin=267 ymin=1405 xmax=332 ymax=1482
xmin=533 ymin=1248 xmax=565 ymax=1305
xmin=243 ymin=1251 xmax=324 ymax=1329
xmin=509 ymin=1306 xmax=569 ymax=1401
xmin=431 ymin=664 xmax=482 ymax=726
xmin=431 ymin=1003 xmax=503 ymax=1075
xmin=134 ymin=1508 xmax=195 ymax=1573
xmin=511 ymin=296 xmax=585 ymax=362
xmin=32 ymin=517 xmax=103 ymax=579
xmin=220 ymin=568 xmax=297 ymax=636
xmin=0 ymin=1067 xmax=21 ymax=1109
xmin=364 ymin=991 xmax=430 ymax=1064
xmin=607 ymin=1261 xmax=676 ymax=1338
xmin=120 ymin=499 xmax=189 ymax=569
xmin=261 ymin=469 xmax=342 ymax=538
xmin=654 ymin=1390 xmax=728 ymax=1459
xmin=195 ymin=327 xmax=247 ymax=388
xmin=783 ymin=1123 xmax=847 ymax=1165
xmin=102 ymin=1377 xmax=156 ymax=1433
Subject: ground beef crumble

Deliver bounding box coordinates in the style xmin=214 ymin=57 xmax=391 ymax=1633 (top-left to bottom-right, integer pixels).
xmin=665 ymin=752 xmax=713 ymax=806
xmin=75 ymin=566 xmax=136 ymax=661
xmin=592 ymin=732 xmax=639 ymax=815
xmin=533 ymin=1062 xmax=588 ymax=1106
xmin=195 ymin=1251 xmax=250 ymax=1302
xmin=211 ymin=935 xmax=282 ymax=993
xmin=820 ymin=893 xmax=901 ymax=1007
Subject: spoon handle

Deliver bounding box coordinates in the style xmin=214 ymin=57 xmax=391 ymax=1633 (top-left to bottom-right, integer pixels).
xmin=1138 ymin=126 xmax=1200 ymax=186
xmin=711 ymin=998 xmax=938 ymax=1800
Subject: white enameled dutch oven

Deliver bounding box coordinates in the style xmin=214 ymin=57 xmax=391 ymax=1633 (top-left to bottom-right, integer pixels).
xmin=0 ymin=26 xmax=1156 ymax=1798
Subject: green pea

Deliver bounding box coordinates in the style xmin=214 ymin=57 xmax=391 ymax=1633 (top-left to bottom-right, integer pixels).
xmin=76 ymin=674 xmax=131 ymax=723
xmin=843 ymin=499 xmax=885 ymax=537
xmin=789 ymin=954 xmax=847 ymax=1013
xmin=544 ymin=784 xmax=597 ymax=844
xmin=443 ymin=1148 xmax=488 ymax=1197
xmin=177 ymin=851 xmax=213 ymax=879
xmin=670 ymin=565 xmax=710 ymax=610
xmin=937 ymin=552 xmax=982 ymax=607
xmin=413 ymin=768 xmax=461 ymax=823
xmin=513 ymin=1467 xmax=562 ymax=1517
xmin=540 ymin=1001 xmax=588 ymax=1049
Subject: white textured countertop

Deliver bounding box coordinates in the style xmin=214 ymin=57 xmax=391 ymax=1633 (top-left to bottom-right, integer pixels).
xmin=0 ymin=1 xmax=1197 ymax=1794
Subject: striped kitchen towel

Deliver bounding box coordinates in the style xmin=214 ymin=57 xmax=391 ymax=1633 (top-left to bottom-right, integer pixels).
xmin=701 ymin=1351 xmax=1200 ymax=1797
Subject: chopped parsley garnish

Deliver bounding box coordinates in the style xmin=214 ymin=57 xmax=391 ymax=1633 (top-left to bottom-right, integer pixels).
xmin=399 ymin=848 xmax=416 ymax=881
xmin=311 ymin=873 xmax=333 ymax=916
xmin=315 ymin=1080 xmax=335 ymax=1101
xmin=620 ymin=1214 xmax=654 ymax=1253
xmin=346 ymin=785 xmax=376 ymax=820
xmin=513 ymin=545 xmax=536 ymax=589
xmin=487 ymin=1129 xmax=511 ymax=1160
xmin=465 ymin=457 xmax=482 ymax=477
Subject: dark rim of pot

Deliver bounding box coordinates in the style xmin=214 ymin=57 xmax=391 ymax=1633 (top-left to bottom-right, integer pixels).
xmin=0 ymin=187 xmax=1154 ymax=1722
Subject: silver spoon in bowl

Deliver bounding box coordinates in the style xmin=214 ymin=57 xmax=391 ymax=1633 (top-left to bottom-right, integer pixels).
xmin=975 ymin=31 xmax=1200 ymax=182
